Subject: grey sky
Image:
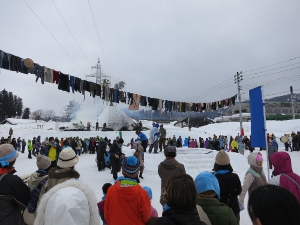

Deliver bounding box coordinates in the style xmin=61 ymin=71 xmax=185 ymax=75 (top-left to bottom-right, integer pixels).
xmin=0 ymin=0 xmax=300 ymax=115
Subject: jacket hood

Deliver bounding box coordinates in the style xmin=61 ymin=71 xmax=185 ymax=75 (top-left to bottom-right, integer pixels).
xmin=34 ymin=179 xmax=100 ymax=225
xmin=248 ymin=152 xmax=262 ymax=167
xmin=160 ymin=158 xmax=180 ymax=170
xmin=270 ymin=152 xmax=293 ymax=176
xmin=115 ymin=180 xmax=143 ymax=201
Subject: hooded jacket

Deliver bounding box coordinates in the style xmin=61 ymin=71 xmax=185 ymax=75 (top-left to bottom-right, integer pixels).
xmin=34 ymin=179 xmax=100 ymax=225
xmin=104 ymin=180 xmax=151 ymax=225
xmin=269 ymin=152 xmax=300 ymax=203
xmin=239 ymin=152 xmax=267 ymax=206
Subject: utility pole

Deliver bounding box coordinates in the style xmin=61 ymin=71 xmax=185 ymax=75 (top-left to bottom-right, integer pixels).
xmin=290 ymin=86 xmax=295 ymax=120
xmin=234 ymin=71 xmax=243 ymax=134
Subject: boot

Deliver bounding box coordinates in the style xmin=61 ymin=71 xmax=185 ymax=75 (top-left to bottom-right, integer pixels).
xmin=139 ymin=173 xmax=144 ymax=179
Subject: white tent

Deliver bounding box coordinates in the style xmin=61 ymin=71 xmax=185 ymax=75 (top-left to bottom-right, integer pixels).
xmin=95 ymin=106 xmax=135 ymax=131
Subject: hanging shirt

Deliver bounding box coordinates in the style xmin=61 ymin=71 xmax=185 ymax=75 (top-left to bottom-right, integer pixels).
xmin=18 ymin=58 xmax=29 ymax=74
xmin=53 ymin=70 xmax=60 ymax=84
xmin=35 ymin=65 xmax=45 ymax=84
xmin=44 ymin=67 xmax=53 ymax=83
xmin=69 ymin=76 xmax=75 ymax=93
xmin=58 ymin=73 xmax=70 ymax=92
xmin=10 ymin=55 xmax=20 ymax=72
xmin=1 ymin=52 xmax=11 ymax=70
xmin=29 ymin=63 xmax=39 ymax=74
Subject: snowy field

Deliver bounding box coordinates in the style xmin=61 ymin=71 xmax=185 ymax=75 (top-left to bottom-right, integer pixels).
xmin=1 ymin=119 xmax=300 ymax=225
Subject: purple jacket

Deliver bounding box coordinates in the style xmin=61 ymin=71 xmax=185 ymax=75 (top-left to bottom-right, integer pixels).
xmin=270 ymin=152 xmax=300 ymax=203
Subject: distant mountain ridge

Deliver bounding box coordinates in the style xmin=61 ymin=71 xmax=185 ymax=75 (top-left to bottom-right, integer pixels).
xmin=265 ymin=93 xmax=300 ymax=102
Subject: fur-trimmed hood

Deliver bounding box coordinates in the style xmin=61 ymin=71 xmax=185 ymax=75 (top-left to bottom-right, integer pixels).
xmin=48 ymin=167 xmax=80 ymax=179
xmin=34 ymin=179 xmax=100 ymax=225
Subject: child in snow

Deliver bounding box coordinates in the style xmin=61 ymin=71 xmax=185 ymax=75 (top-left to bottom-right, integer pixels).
xmin=28 ymin=139 xmax=33 ymax=159
xmin=239 ymin=152 xmax=267 ymax=208
xmin=238 ymin=139 xmax=246 ymax=155
xmin=142 ymin=186 xmax=158 ymax=217
xmin=97 ymin=183 xmax=112 ymax=225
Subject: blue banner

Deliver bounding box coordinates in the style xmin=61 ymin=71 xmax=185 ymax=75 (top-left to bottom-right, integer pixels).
xmin=249 ymin=86 xmax=266 ymax=147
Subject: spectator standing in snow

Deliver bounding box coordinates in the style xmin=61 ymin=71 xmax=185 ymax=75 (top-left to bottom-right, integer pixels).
xmin=97 ymin=183 xmax=112 ymax=225
xmin=268 ymin=139 xmax=278 ymax=169
xmin=159 ymin=124 xmax=167 ymax=152
xmin=239 ymin=152 xmax=267 ymax=208
xmin=43 ymin=137 xmax=61 ymax=168
xmin=213 ymin=150 xmax=242 ymax=223
xmin=109 ymin=138 xmax=124 ymax=180
xmin=146 ymin=174 xmax=206 ymax=225
xmin=158 ymin=146 xmax=186 ymax=206
xmin=136 ymin=130 xmax=148 ymax=152
xmin=269 ymin=152 xmax=300 ymax=203
xmin=28 ymin=139 xmax=33 ymax=159
xmin=231 ymin=137 xmax=238 ymax=153
xmin=21 ymin=139 xmax=26 ymax=153
xmin=96 ymin=119 xmax=99 ymax=131
xmin=248 ymin=185 xmax=300 ymax=225
xmin=0 ymin=144 xmax=30 ymax=225
xmin=9 ymin=127 xmax=13 ymax=136
xmin=17 ymin=137 xmax=21 ymax=151
xmin=97 ymin=138 xmax=107 ymax=171
xmin=176 ymin=136 xmax=183 ymax=148
xmin=238 ymin=139 xmax=245 ymax=155
xmin=104 ymin=156 xmax=151 ymax=225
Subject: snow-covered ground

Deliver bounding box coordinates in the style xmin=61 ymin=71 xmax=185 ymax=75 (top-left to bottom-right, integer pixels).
xmin=1 ymin=119 xmax=300 ymax=225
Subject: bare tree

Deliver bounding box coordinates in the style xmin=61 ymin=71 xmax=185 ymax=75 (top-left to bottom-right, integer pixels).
xmin=43 ymin=109 xmax=55 ymax=121
xmin=61 ymin=106 xmax=71 ymax=122
xmin=31 ymin=109 xmax=44 ymax=121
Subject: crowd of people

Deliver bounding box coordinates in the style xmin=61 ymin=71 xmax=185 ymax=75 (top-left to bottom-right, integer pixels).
xmin=1 ymin=126 xmax=300 ymax=225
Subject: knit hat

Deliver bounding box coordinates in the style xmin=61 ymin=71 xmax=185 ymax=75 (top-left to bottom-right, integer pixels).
xmin=256 ymin=153 xmax=263 ymax=162
xmin=164 ymin=146 xmax=176 ymax=157
xmin=36 ymin=155 xmax=51 ymax=170
xmin=194 ymin=171 xmax=220 ymax=198
xmin=142 ymin=186 xmax=152 ymax=200
xmin=154 ymin=123 xmax=159 ymax=128
xmin=121 ymin=156 xmax=140 ymax=178
xmin=215 ymin=150 xmax=230 ymax=165
xmin=57 ymin=147 xmax=79 ymax=168
xmin=0 ymin=144 xmax=19 ymax=167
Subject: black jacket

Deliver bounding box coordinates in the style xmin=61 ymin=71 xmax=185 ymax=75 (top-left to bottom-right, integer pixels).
xmin=0 ymin=170 xmax=30 ymax=225
xmin=214 ymin=171 xmax=242 ymax=215
xmin=97 ymin=141 xmax=107 ymax=156
xmin=109 ymin=142 xmax=122 ymax=159
xmin=147 ymin=208 xmax=206 ymax=225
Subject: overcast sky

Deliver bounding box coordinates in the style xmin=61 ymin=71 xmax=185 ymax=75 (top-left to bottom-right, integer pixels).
xmin=0 ymin=0 xmax=300 ymax=116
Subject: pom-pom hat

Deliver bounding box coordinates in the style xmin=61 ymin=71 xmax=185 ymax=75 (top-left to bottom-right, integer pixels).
xmin=122 ymin=156 xmax=140 ymax=178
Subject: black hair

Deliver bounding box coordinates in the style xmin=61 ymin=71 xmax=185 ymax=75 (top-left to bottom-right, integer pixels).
xmin=102 ymin=183 xmax=112 ymax=194
xmin=248 ymin=185 xmax=300 ymax=225
xmin=49 ymin=137 xmax=54 ymax=141
xmin=117 ymin=138 xmax=124 ymax=144
xmin=166 ymin=174 xmax=198 ymax=209
xmin=212 ymin=163 xmax=233 ymax=172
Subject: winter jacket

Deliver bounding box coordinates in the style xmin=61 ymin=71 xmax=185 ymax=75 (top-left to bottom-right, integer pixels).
xmin=231 ymin=140 xmax=238 ymax=150
xmin=27 ymin=170 xmax=48 ymax=191
xmin=239 ymin=152 xmax=267 ymax=206
xmin=28 ymin=141 xmax=33 ymax=151
xmin=160 ymin=128 xmax=167 ymax=138
xmin=214 ymin=170 xmax=242 ymax=215
xmin=137 ymin=132 xmax=148 ymax=141
xmin=0 ymin=168 xmax=30 ymax=225
xmin=109 ymin=142 xmax=122 ymax=159
xmin=43 ymin=143 xmax=61 ymax=162
xmin=198 ymin=198 xmax=238 ymax=225
xmin=146 ymin=208 xmax=206 ymax=225
xmin=149 ymin=127 xmax=160 ymax=144
xmin=34 ymin=179 xmax=100 ymax=225
xmin=269 ymin=152 xmax=300 ymax=203
xmin=104 ymin=180 xmax=151 ymax=225
xmin=158 ymin=158 xmax=186 ymax=205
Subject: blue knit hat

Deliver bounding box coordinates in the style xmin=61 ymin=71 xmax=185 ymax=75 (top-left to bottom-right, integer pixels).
xmin=194 ymin=171 xmax=220 ymax=198
xmin=142 ymin=186 xmax=152 ymax=200
xmin=122 ymin=156 xmax=140 ymax=178
xmin=154 ymin=123 xmax=159 ymax=128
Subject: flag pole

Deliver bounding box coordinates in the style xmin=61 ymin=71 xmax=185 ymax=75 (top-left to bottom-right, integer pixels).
xmin=261 ymin=85 xmax=270 ymax=180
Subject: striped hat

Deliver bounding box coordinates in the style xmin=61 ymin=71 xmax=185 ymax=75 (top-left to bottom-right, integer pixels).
xmin=122 ymin=156 xmax=140 ymax=178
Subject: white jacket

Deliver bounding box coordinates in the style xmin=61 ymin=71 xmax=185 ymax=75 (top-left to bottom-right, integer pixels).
xmin=149 ymin=127 xmax=159 ymax=144
xmin=34 ymin=179 xmax=100 ymax=225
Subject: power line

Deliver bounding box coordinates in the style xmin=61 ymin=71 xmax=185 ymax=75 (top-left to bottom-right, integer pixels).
xmin=52 ymin=0 xmax=92 ymax=67
xmin=75 ymin=0 xmax=99 ymax=59
xmin=22 ymin=0 xmax=86 ymax=75
xmin=243 ymin=66 xmax=300 ymax=80
xmin=87 ymin=0 xmax=111 ymax=76
xmin=243 ymin=56 xmax=300 ymax=74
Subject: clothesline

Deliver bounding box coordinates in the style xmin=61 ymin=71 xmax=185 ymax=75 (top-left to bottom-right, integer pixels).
xmin=0 ymin=49 xmax=237 ymax=113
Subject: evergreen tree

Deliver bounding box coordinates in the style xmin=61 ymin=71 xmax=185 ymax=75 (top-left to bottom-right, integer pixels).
xmin=8 ymin=92 xmax=15 ymax=117
xmin=17 ymin=97 xmax=23 ymax=118
xmin=1 ymin=89 xmax=9 ymax=120
xmin=13 ymin=95 xmax=18 ymax=117
xmin=22 ymin=107 xmax=31 ymax=119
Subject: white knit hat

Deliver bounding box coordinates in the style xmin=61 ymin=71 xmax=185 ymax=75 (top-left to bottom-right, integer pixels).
xmin=57 ymin=147 xmax=79 ymax=168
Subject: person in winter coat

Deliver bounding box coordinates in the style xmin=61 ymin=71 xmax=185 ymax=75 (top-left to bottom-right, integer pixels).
xmin=21 ymin=139 xmax=26 ymax=153
xmin=104 ymin=156 xmax=151 ymax=225
xmin=43 ymin=137 xmax=61 ymax=168
xmin=28 ymin=139 xmax=33 ymax=159
xmin=76 ymin=138 xmax=82 ymax=156
xmin=269 ymin=152 xmax=300 ymax=203
xmin=9 ymin=127 xmax=13 ymax=136
xmin=142 ymin=186 xmax=158 ymax=218
xmin=239 ymin=152 xmax=267 ymax=208
xmin=136 ymin=130 xmax=148 ymax=152
xmin=149 ymin=123 xmax=160 ymax=153
xmin=34 ymin=136 xmax=41 ymax=156
xmin=146 ymin=174 xmax=206 ymax=225
xmin=195 ymin=171 xmax=238 ymax=225
xmin=11 ymin=137 xmax=18 ymax=150
xmin=27 ymin=155 xmax=51 ymax=191
xmin=109 ymin=138 xmax=124 ymax=180
xmin=0 ymin=144 xmax=30 ymax=225
xmin=17 ymin=137 xmax=21 ymax=151
xmin=134 ymin=144 xmax=145 ymax=179
xmin=159 ymin=124 xmax=167 ymax=152
xmin=158 ymin=146 xmax=186 ymax=206
xmin=34 ymin=179 xmax=100 ymax=225
xmin=268 ymin=139 xmax=278 ymax=169
xmin=97 ymin=183 xmax=112 ymax=225
xmin=238 ymin=139 xmax=245 ymax=155
xmin=213 ymin=150 xmax=242 ymax=222
xmin=97 ymin=139 xmax=107 ymax=171
xmin=248 ymin=185 xmax=300 ymax=225
xmin=231 ymin=138 xmax=238 ymax=153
